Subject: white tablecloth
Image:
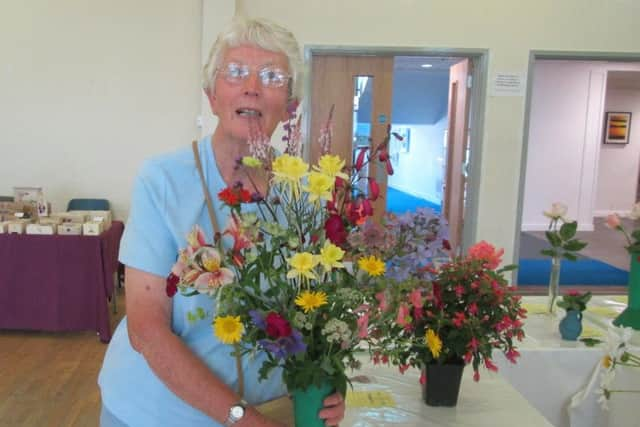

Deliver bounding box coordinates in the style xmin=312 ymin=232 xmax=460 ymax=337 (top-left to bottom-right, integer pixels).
xmin=343 ymin=359 xmax=554 ymax=426
xmin=495 ymin=295 xmax=639 ymax=427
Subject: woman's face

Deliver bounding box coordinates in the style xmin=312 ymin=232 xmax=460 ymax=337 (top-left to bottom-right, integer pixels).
xmin=207 ymin=44 xmax=291 ymax=142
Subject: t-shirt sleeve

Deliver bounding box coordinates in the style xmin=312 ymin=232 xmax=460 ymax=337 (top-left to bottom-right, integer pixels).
xmin=118 ymin=160 xmax=177 ymax=278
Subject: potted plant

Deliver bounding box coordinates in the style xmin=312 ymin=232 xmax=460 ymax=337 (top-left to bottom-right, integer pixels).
xmin=367 ymin=241 xmax=526 ymax=407
xmin=556 ymin=290 xmax=592 ymax=340
xmin=607 ymin=205 xmax=640 ymax=330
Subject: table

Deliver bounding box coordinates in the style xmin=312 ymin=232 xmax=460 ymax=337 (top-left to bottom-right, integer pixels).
xmin=494 ymin=295 xmax=639 ymax=427
xmin=341 ymin=359 xmax=554 ymax=426
xmin=0 ymin=221 xmax=123 ymax=342
xmin=258 ymin=358 xmax=554 ymax=427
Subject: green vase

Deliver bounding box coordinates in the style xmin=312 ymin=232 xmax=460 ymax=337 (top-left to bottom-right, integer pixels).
xmin=291 ymin=382 xmax=333 ymax=427
xmin=614 ymin=252 xmax=640 ymax=330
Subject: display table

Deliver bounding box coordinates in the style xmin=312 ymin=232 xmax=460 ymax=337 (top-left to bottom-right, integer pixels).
xmin=495 ymin=295 xmax=639 ymax=427
xmin=259 ymin=357 xmax=553 ymax=427
xmin=0 ymin=221 xmax=123 ymax=342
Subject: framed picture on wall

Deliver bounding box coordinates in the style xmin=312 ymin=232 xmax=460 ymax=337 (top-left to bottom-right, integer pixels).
xmin=604 ymin=112 xmax=632 ymax=144
xmin=391 ymin=127 xmax=411 ymax=153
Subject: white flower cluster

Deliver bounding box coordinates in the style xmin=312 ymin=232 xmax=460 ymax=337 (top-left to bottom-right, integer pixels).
xmin=322 ymin=318 xmax=351 ymax=344
xmin=597 ymin=326 xmax=635 ymax=410
xmin=292 ymin=312 xmax=313 ymax=331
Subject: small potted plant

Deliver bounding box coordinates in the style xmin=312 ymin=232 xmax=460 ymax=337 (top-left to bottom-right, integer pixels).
xmin=556 ymin=290 xmax=592 ymax=340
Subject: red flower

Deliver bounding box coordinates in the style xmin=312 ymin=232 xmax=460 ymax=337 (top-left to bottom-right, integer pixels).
xmin=264 ymin=312 xmax=292 ymax=339
xmin=354 ymin=147 xmax=368 ymax=171
xmin=166 ymin=272 xmax=179 ymax=297
xmin=218 ymin=187 xmax=252 ymax=206
xmin=324 ymin=214 xmax=347 ymax=246
xmin=368 ymin=178 xmax=380 ymax=201
xmin=442 ymin=239 xmax=452 ymax=250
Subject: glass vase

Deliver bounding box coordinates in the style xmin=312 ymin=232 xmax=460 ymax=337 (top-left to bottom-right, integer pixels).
xmin=548 ymin=256 xmax=561 ymax=314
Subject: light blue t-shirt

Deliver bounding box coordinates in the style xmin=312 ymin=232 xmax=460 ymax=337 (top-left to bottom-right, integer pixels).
xmin=98 ymin=137 xmax=286 ymax=426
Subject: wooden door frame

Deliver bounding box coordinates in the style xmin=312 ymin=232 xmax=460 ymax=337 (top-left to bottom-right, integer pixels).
xmin=303 ymin=46 xmax=489 ymax=252
xmin=514 ymin=50 xmax=640 ymax=267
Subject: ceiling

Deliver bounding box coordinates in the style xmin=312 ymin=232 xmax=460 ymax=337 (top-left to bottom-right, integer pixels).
xmin=393 ymin=56 xmax=461 ymax=72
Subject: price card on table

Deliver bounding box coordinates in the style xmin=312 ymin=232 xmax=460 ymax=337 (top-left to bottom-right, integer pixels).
xmin=346 ymin=390 xmax=396 ymax=408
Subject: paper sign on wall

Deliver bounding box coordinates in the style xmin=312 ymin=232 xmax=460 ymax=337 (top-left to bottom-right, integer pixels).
xmin=491 ymin=72 xmax=525 ymax=96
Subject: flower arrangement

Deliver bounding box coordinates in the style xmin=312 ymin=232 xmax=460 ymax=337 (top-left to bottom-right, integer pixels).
xmin=541 ymin=202 xmax=588 ymax=312
xmin=556 ymin=290 xmax=592 ymax=312
xmin=541 ymin=202 xmax=588 ymax=261
xmin=166 ymin=112 xmax=403 ymax=399
xmin=367 ymin=241 xmax=526 ymax=383
xmin=598 ymin=326 xmax=640 ymax=410
xmin=606 ymin=202 xmax=640 ymax=254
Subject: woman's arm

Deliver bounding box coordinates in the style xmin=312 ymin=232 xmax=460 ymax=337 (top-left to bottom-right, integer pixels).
xmin=124 ymin=266 xmax=284 ymax=427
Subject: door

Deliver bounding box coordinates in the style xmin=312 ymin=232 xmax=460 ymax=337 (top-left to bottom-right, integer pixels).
xmin=443 ymin=59 xmax=472 ymax=251
xmin=309 ymin=55 xmax=394 ymax=221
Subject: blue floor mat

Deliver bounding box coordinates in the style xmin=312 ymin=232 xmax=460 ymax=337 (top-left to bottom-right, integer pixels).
xmin=386 ymin=187 xmax=441 ymax=214
xmin=517 ymin=258 xmax=628 ymax=286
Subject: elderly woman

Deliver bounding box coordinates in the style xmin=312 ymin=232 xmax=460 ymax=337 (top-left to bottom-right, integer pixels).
xmin=98 ymin=18 xmax=345 ymax=427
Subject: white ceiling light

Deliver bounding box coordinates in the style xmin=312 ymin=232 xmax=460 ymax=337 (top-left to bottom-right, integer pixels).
xmin=421 ymin=63 xmax=433 ymax=68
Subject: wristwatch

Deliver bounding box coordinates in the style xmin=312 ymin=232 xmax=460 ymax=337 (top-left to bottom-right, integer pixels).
xmin=224 ymin=399 xmax=248 ymax=426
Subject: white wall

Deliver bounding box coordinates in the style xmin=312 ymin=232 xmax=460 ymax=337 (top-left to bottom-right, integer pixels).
xmin=231 ymin=0 xmax=640 ymax=263
xmin=522 ymin=61 xmax=640 ymax=231
xmin=1 ymin=0 xmax=204 ymax=220
xmin=4 ymin=0 xmax=640 ymax=263
xmin=595 ymin=89 xmax=640 ymax=215
xmin=388 ymin=118 xmax=447 ymax=204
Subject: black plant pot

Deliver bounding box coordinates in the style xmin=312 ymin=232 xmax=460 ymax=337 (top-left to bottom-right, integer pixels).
xmin=422 ymin=360 xmax=465 ymax=407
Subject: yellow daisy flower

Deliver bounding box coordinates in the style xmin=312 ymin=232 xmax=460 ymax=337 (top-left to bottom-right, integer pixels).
xmin=304 ymin=172 xmax=334 ymax=202
xmin=272 ymin=154 xmax=309 ymax=195
xmin=242 ymin=156 xmax=262 ymax=168
xmin=319 ymin=241 xmax=345 ymax=272
xmin=214 ymin=315 xmax=244 ymax=344
xmin=314 ymin=154 xmax=349 ymax=180
xmin=287 ymin=252 xmax=319 ymax=280
xmin=602 ymin=355 xmax=612 ymax=369
xmin=425 ymin=329 xmax=443 ymax=359
xmin=358 ymin=255 xmax=386 ymax=276
xmin=295 ymin=290 xmax=328 ymax=313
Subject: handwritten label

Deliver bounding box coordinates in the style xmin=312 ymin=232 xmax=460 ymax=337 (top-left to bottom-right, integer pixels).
xmin=346 ymin=390 xmax=396 ymax=408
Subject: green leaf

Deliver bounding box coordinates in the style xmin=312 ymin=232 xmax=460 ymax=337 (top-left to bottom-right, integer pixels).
xmin=580 ymin=338 xmax=603 ymax=347
xmin=559 ymin=221 xmax=578 ymax=240
xmin=563 ymin=252 xmax=578 ymax=261
xmin=540 ymin=249 xmax=557 ymax=258
xmin=562 ymin=239 xmax=587 ymax=251
xmin=632 ymin=230 xmax=640 ymax=241
xmin=545 ymin=231 xmax=562 ymax=247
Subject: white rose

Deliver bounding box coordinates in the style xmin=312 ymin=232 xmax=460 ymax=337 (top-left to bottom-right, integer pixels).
xmin=543 ymin=202 xmax=568 ymax=220
xmin=629 ymin=202 xmax=640 ymax=220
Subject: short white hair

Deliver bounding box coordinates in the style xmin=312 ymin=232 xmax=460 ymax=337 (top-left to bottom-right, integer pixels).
xmin=203 ymin=17 xmax=302 ymax=99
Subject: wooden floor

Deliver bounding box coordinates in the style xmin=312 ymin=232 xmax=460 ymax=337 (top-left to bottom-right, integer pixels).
xmin=0 ymin=290 xmax=125 ymax=427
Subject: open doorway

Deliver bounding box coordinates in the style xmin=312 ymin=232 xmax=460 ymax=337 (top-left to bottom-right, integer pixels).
xmin=306 ymin=49 xmax=486 ymax=251
xmin=516 ymin=55 xmax=640 ymax=292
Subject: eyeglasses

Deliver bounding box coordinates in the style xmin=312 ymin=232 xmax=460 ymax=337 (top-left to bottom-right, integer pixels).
xmin=215 ymin=62 xmax=291 ymax=89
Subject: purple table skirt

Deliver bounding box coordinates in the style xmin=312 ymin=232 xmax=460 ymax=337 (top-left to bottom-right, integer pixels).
xmin=0 ymin=221 xmax=124 ymax=342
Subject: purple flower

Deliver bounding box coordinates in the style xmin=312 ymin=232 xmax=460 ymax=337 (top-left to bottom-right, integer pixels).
xmin=249 ymin=310 xmax=266 ymax=330
xmin=258 ymin=329 xmax=306 ymax=360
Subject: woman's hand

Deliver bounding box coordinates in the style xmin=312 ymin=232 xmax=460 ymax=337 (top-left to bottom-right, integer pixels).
xmin=318 ymin=392 xmax=345 ymax=426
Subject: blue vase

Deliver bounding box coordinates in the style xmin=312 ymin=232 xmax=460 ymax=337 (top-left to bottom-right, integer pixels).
xmin=559 ymin=310 xmax=582 ymax=341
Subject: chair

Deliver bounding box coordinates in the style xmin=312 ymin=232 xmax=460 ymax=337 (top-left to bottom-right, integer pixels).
xmin=66 ymin=198 xmax=110 ymax=211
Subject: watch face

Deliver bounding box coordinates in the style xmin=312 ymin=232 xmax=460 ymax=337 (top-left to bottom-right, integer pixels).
xmin=230 ymin=405 xmax=245 ymax=420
